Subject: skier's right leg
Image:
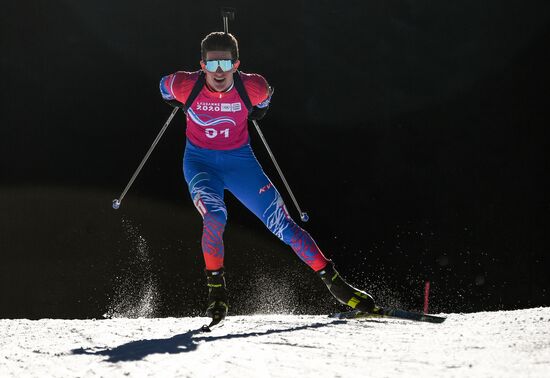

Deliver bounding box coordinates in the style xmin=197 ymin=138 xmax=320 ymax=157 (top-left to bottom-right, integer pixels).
xmin=184 ymin=170 xmax=227 ymax=271
xmin=184 ymin=143 xmax=229 ymax=320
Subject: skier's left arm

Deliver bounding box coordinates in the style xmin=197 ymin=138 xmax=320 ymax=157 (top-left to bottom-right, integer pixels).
xmin=244 ymin=74 xmax=273 ymax=120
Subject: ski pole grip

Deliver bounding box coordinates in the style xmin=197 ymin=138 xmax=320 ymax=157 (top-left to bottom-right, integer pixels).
xmin=221 ymin=7 xmax=235 ymax=20
xmin=221 ymin=7 xmax=235 ymax=33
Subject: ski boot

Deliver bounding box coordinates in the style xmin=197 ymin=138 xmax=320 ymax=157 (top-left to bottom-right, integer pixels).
xmin=204 ymin=268 xmax=228 ymax=328
xmin=318 ymin=263 xmax=375 ymax=313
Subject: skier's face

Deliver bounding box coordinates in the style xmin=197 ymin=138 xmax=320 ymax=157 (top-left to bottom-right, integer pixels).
xmin=201 ymin=50 xmax=240 ymax=92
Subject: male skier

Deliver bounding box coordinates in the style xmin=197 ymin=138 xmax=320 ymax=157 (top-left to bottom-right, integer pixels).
xmin=160 ymin=32 xmax=375 ymax=323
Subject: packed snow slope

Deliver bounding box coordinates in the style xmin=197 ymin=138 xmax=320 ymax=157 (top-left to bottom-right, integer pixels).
xmin=1 ymin=307 xmax=549 ymax=377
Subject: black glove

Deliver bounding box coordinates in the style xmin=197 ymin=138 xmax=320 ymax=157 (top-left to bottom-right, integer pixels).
xmin=248 ymin=105 xmax=269 ymax=120
xmin=164 ymin=98 xmax=184 ymax=108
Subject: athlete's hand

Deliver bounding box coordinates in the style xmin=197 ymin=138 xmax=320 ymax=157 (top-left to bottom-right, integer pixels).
xmin=249 ymin=106 xmax=269 ymax=120
xmin=249 ymin=86 xmax=274 ymax=120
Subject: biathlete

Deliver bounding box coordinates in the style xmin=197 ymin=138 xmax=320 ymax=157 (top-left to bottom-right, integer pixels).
xmin=160 ymin=32 xmax=375 ymax=323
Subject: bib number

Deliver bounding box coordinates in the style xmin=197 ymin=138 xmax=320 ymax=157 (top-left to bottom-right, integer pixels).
xmin=205 ymin=128 xmax=230 ymax=139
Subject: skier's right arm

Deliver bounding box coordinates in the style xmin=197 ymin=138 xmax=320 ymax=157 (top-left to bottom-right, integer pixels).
xmin=159 ymin=71 xmax=196 ymax=108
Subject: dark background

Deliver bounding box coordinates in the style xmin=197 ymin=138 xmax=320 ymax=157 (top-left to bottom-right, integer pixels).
xmin=1 ymin=0 xmax=549 ymax=319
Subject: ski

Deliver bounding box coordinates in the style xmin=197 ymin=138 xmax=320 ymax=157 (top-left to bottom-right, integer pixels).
xmin=200 ymin=311 xmax=226 ymax=332
xmin=330 ymin=306 xmax=446 ymax=323
xmin=200 ymin=318 xmax=224 ymax=332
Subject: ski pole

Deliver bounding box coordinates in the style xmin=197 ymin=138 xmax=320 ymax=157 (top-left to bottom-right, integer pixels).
xmin=220 ymin=8 xmax=309 ymax=222
xmin=112 ymin=107 xmax=180 ymax=209
xmin=252 ymin=120 xmax=309 ymax=222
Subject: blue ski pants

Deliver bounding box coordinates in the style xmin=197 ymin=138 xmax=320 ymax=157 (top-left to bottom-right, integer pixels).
xmin=183 ymin=140 xmax=329 ymax=271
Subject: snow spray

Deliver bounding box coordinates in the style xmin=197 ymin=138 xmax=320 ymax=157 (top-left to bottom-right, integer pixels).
xmin=238 ymin=268 xmax=299 ymax=315
xmin=104 ymin=217 xmax=160 ymax=318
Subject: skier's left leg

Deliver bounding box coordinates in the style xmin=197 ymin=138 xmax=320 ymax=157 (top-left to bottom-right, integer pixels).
xmin=223 ymin=145 xmax=375 ymax=312
xmin=224 ymin=146 xmax=329 ymax=271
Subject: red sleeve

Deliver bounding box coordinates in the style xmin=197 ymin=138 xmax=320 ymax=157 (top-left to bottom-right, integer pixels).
xmin=240 ymin=72 xmax=269 ymax=106
xmin=159 ymin=70 xmax=200 ymax=104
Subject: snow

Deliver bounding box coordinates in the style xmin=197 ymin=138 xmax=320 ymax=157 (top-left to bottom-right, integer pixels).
xmin=1 ymin=307 xmax=549 ymax=377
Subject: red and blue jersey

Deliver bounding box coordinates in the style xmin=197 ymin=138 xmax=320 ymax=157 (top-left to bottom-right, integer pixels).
xmin=161 ymin=70 xmax=329 ymax=273
xmin=160 ymin=70 xmax=269 ymax=150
